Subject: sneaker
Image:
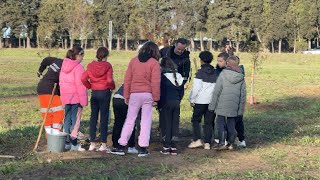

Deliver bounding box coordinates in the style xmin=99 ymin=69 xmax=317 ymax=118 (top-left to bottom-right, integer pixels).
xmin=65 ymin=143 xmax=72 ymax=150
xmin=97 ymin=145 xmax=110 ymax=153
xmin=216 ymin=144 xmax=229 ymax=151
xmin=110 ymin=147 xmax=125 ymax=156
xmin=170 ymin=148 xmax=178 ymax=156
xmin=88 ymin=144 xmax=97 ymax=152
xmin=188 ymin=139 xmax=203 ymax=148
xmin=138 ymin=147 xmax=149 ymax=157
xmin=212 ymin=142 xmax=219 ymax=149
xmin=238 ymin=140 xmax=246 ymax=148
xmin=204 ymin=143 xmax=211 ymax=150
xmin=160 ymin=147 xmax=171 ymax=155
xmin=228 ymin=144 xmax=235 ymax=150
xmin=127 ymin=147 xmax=139 ymax=154
xmin=70 ymin=144 xmax=86 ymax=152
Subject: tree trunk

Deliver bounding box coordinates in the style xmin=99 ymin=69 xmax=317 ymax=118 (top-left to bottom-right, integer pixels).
xmin=200 ymin=32 xmax=204 ymax=51
xmin=117 ymin=36 xmax=120 ymax=51
xmin=209 ymin=37 xmax=213 ymax=52
xmin=125 ymin=32 xmax=128 ymax=51
xmin=278 ymin=39 xmax=282 ymax=54
xmin=271 ymin=40 xmax=274 ymax=53
xmin=308 ymin=39 xmax=311 ymax=49
xmin=9 ymin=38 xmax=12 ymax=48
xmin=19 ymin=37 xmax=21 ymax=48
xmin=27 ymin=36 xmax=31 ymax=48
xmin=23 ymin=39 xmax=26 ymax=48
xmin=37 ymin=33 xmax=40 ymax=48
xmin=293 ymin=36 xmax=296 ymax=54
xmin=250 ymin=62 xmax=255 ymax=105
xmin=84 ymin=39 xmax=88 ymax=49
xmin=236 ymin=41 xmax=240 ymax=53
xmin=317 ymin=37 xmax=319 ymax=47
xmin=61 ymin=38 xmax=64 ymax=49
xmin=64 ymin=38 xmax=68 ymax=49
xmin=190 ymin=38 xmax=195 ymax=52
xmin=0 ymin=38 xmax=2 ymax=48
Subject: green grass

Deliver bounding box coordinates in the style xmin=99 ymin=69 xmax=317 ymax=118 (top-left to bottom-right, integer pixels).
xmin=0 ymin=48 xmax=320 ymax=179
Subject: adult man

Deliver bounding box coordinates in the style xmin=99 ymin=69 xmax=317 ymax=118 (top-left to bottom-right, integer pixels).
xmin=160 ymin=38 xmax=191 ymax=86
xmin=222 ymin=42 xmax=235 ymax=56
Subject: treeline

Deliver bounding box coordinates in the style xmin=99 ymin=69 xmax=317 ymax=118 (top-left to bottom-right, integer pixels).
xmin=0 ymin=0 xmax=319 ymax=52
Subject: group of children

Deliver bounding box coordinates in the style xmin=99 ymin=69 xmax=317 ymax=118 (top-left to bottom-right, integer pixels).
xmin=37 ymin=41 xmax=246 ymax=157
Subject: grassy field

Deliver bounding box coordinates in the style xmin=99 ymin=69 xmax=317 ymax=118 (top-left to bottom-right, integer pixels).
xmin=0 ymin=48 xmax=319 ymax=179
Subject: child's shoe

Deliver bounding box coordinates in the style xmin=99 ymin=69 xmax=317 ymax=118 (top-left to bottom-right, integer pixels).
xmin=216 ymin=144 xmax=229 ymax=151
xmin=138 ymin=147 xmax=149 ymax=157
xmin=237 ymin=140 xmax=246 ymax=148
xmin=160 ymin=147 xmax=171 ymax=155
xmin=88 ymin=143 xmax=97 ymax=152
xmin=97 ymin=145 xmax=110 ymax=153
xmin=127 ymin=147 xmax=139 ymax=154
xmin=228 ymin=144 xmax=235 ymax=150
xmin=170 ymin=148 xmax=178 ymax=156
xmin=204 ymin=143 xmax=211 ymax=150
xmin=70 ymin=144 xmax=86 ymax=152
xmin=188 ymin=139 xmax=203 ymax=148
xmin=111 ymin=147 xmax=125 ymax=156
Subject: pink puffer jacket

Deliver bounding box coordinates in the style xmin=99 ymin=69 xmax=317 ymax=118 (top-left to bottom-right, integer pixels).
xmin=59 ymin=58 xmax=88 ymax=107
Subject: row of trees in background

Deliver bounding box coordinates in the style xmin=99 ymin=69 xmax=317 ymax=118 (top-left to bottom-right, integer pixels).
xmin=0 ymin=0 xmax=320 ymax=52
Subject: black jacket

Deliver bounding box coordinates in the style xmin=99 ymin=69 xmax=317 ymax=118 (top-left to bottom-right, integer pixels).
xmin=37 ymin=57 xmax=63 ymax=95
xmin=160 ymin=46 xmax=191 ymax=85
xmin=158 ymin=71 xmax=184 ymax=109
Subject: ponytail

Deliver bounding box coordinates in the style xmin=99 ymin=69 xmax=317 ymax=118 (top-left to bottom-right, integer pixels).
xmin=65 ymin=45 xmax=84 ymax=60
xmin=160 ymin=57 xmax=179 ymax=86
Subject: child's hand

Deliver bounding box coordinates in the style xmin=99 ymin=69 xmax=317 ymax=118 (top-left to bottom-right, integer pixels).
xmin=190 ymin=103 xmax=195 ymax=107
xmin=125 ymin=99 xmax=129 ymax=105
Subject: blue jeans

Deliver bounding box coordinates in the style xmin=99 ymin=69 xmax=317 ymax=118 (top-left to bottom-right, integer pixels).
xmin=217 ymin=115 xmax=236 ymax=145
xmin=64 ymin=103 xmax=81 ymax=145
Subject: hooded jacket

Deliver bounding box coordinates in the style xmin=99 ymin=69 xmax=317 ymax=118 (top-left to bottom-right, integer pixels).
xmin=81 ymin=60 xmax=115 ymax=91
xmin=59 ymin=58 xmax=88 ymax=107
xmin=124 ymin=53 xmax=161 ymax=101
xmin=208 ymin=67 xmax=246 ymax=117
xmin=158 ymin=70 xmax=184 ymax=109
xmin=189 ymin=64 xmax=218 ymax=104
xmin=160 ymin=46 xmax=191 ymax=85
xmin=37 ymin=57 xmax=63 ymax=95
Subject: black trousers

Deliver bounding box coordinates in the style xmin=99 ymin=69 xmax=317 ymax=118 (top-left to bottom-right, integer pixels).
xmin=217 ymin=115 xmax=236 ymax=145
xmin=191 ymin=104 xmax=215 ymax=143
xmin=89 ymin=90 xmax=111 ymax=143
xmin=235 ymin=115 xmax=245 ymax=141
xmin=159 ymin=100 xmax=180 ymax=148
xmin=112 ymin=98 xmax=136 ymax=148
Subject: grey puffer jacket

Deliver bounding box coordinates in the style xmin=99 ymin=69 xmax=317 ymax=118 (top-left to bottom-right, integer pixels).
xmin=208 ymin=68 xmax=246 ymax=117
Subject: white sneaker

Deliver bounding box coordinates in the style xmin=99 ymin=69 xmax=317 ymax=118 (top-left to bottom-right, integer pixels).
xmin=70 ymin=144 xmax=86 ymax=152
xmin=127 ymin=147 xmax=139 ymax=154
xmin=204 ymin=143 xmax=211 ymax=150
xmin=188 ymin=139 xmax=203 ymax=148
xmin=65 ymin=143 xmax=71 ymax=150
xmin=97 ymin=145 xmax=110 ymax=153
xmin=238 ymin=140 xmax=246 ymax=148
xmin=88 ymin=144 xmax=97 ymax=152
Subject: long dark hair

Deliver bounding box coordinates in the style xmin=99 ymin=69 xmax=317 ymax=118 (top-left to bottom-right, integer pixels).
xmin=138 ymin=41 xmax=161 ymax=60
xmin=66 ymin=45 xmax=84 ymax=60
xmin=160 ymin=57 xmax=179 ymax=86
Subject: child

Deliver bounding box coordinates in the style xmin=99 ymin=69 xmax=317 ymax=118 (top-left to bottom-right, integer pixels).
xmin=188 ymin=51 xmax=218 ymax=150
xmin=158 ymin=57 xmax=184 ymax=155
xmin=111 ymin=41 xmax=161 ymax=157
xmin=37 ymin=57 xmax=64 ymax=133
xmin=209 ymin=56 xmax=246 ymax=150
xmin=216 ymin=53 xmax=247 ymax=148
xmin=112 ymin=84 xmax=139 ymax=154
xmin=59 ymin=46 xmax=88 ymax=152
xmin=81 ymin=47 xmax=115 ymax=152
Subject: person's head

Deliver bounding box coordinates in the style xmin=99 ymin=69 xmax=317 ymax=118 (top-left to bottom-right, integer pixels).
xmin=217 ymin=52 xmax=229 ymax=68
xmin=226 ymin=56 xmax=240 ymax=67
xmin=199 ymin=51 xmax=213 ymax=64
xmin=174 ymin=38 xmax=188 ymax=56
xmin=96 ymin=47 xmax=109 ymax=61
xmin=160 ymin=57 xmax=179 ymax=86
xmin=139 ymin=41 xmax=161 ymax=60
xmin=66 ymin=45 xmax=84 ymax=61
